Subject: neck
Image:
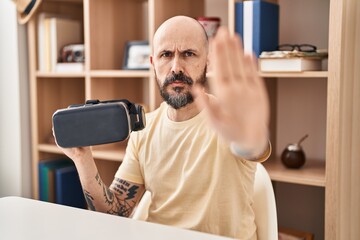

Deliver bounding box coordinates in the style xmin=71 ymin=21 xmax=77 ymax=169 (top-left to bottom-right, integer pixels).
xmin=167 ymin=102 xmax=201 ymax=122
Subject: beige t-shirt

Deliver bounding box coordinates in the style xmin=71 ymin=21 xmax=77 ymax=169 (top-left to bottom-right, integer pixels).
xmin=115 ymin=101 xmax=270 ymax=240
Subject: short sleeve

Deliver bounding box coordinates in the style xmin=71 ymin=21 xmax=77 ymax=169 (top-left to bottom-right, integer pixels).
xmin=114 ymin=132 xmax=144 ymax=184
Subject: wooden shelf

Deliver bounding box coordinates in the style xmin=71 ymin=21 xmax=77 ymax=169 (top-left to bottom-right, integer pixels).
xmin=260 ymin=71 xmax=328 ymax=78
xmin=36 ymin=70 xmax=152 ymax=78
xmin=206 ymin=71 xmax=328 ymax=79
xmin=90 ymin=70 xmax=151 ymax=78
xmin=38 ymin=144 xmax=125 ymax=162
xmin=263 ymin=159 xmax=326 ymax=187
xmin=27 ymin=0 xmax=342 ymax=238
xmin=36 ymin=71 xmax=85 ymax=78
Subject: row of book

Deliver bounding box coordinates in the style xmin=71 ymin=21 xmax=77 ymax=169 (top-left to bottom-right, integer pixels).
xmin=37 ymin=13 xmax=84 ymax=72
xmin=39 ymin=158 xmax=86 ymax=209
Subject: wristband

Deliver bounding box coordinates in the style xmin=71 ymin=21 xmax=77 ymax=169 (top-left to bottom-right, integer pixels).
xmin=230 ymin=140 xmax=269 ymax=160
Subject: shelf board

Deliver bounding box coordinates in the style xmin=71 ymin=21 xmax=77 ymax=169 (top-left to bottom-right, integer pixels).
xmin=90 ymin=70 xmax=151 ymax=78
xmin=260 ymin=71 xmax=328 ymax=78
xmin=36 ymin=70 xmax=327 ymax=79
xmin=263 ymin=159 xmax=326 ymax=187
xmin=36 ymin=71 xmax=85 ymax=78
xmin=207 ymin=71 xmax=328 ymax=78
xmin=38 ymin=144 xmax=125 ymax=162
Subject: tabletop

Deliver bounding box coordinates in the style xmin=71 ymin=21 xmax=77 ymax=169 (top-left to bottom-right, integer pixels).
xmin=0 ymin=196 xmax=233 ymax=240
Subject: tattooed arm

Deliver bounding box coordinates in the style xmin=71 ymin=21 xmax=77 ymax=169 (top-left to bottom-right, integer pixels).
xmin=52 ymin=145 xmax=145 ymax=217
xmin=83 ymin=172 xmax=145 ymax=217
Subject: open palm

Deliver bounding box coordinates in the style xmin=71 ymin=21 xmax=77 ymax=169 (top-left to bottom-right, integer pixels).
xmin=194 ymin=27 xmax=269 ymax=151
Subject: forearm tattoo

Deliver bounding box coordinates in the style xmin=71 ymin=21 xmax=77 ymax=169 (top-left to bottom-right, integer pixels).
xmin=83 ymin=190 xmax=96 ymax=211
xmin=109 ymin=178 xmax=140 ymax=216
xmin=84 ymin=172 xmax=140 ymax=217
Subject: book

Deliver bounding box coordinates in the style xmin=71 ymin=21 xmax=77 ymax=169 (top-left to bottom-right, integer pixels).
xmin=38 ymin=158 xmax=73 ymax=202
xmin=37 ymin=13 xmax=58 ymax=71
xmin=55 ymin=165 xmax=86 ymax=209
xmin=259 ymin=57 xmax=323 ymax=72
xmin=55 ymin=62 xmax=84 ymax=72
xmin=235 ymin=0 xmax=279 ymax=57
xmin=44 ymin=17 xmax=52 ymax=72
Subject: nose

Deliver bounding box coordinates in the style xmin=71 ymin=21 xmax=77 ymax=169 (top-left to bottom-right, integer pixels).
xmin=170 ymin=55 xmax=184 ymax=74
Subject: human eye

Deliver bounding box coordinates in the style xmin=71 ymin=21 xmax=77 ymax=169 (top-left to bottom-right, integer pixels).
xmin=183 ymin=51 xmax=195 ymax=57
xmin=160 ymin=51 xmax=173 ymax=58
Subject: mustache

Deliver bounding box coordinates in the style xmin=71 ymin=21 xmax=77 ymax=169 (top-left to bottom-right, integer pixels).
xmin=163 ymin=73 xmax=194 ymax=87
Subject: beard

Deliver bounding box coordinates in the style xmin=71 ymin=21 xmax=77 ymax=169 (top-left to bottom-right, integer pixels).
xmin=156 ymin=67 xmax=207 ymax=110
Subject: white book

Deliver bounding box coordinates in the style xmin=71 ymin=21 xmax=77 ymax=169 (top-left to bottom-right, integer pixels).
xmin=243 ymin=1 xmax=253 ymax=54
xmin=37 ymin=13 xmax=58 ymax=71
xmin=55 ymin=63 xmax=84 ymax=73
xmin=259 ymin=58 xmax=322 ymax=72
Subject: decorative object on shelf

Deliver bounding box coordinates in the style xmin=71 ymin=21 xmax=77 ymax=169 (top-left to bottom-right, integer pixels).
xmin=56 ymin=43 xmax=85 ymax=72
xmin=278 ymin=227 xmax=314 ymax=240
xmin=197 ymin=17 xmax=221 ymax=37
xmin=61 ymin=44 xmax=85 ymax=63
xmin=12 ymin=0 xmax=43 ymax=24
xmin=281 ymin=134 xmax=309 ymax=169
xmin=123 ymin=41 xmax=150 ymax=70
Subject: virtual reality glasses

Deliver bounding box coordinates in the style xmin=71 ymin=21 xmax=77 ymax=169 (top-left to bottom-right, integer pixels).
xmin=53 ymin=99 xmax=145 ymax=148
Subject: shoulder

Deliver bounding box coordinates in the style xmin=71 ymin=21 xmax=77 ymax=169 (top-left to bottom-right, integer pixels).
xmin=144 ymin=102 xmax=167 ymax=126
xmin=129 ymin=102 xmax=166 ymax=140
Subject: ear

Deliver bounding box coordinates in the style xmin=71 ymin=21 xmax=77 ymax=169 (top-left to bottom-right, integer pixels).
xmin=206 ymin=55 xmax=210 ymax=72
xmin=150 ymin=55 xmax=153 ymax=65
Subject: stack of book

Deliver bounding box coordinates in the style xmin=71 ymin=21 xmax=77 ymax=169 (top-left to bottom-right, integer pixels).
xmin=38 ymin=158 xmax=86 ymax=209
xmin=258 ymin=50 xmax=328 ymax=72
xmin=37 ymin=13 xmax=84 ymax=72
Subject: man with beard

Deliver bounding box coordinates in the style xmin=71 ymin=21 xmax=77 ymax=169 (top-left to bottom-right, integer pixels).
xmin=55 ymin=16 xmax=271 ymax=240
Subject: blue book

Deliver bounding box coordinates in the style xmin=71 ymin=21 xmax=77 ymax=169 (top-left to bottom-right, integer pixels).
xmin=55 ymin=165 xmax=86 ymax=209
xmin=235 ymin=2 xmax=244 ymax=37
xmin=38 ymin=158 xmax=73 ymax=202
xmin=235 ymin=0 xmax=279 ymax=57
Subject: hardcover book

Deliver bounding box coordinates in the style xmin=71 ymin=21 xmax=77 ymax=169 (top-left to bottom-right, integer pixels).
xmin=38 ymin=158 xmax=73 ymax=202
xmin=55 ymin=165 xmax=86 ymax=209
xmin=235 ymin=0 xmax=279 ymax=57
xmin=259 ymin=57 xmax=322 ymax=72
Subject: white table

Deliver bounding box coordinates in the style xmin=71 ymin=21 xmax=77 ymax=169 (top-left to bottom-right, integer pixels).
xmin=0 ymin=196 xmax=232 ymax=240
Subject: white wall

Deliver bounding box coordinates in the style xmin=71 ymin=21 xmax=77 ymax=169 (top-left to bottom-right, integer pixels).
xmin=0 ymin=1 xmax=31 ymax=198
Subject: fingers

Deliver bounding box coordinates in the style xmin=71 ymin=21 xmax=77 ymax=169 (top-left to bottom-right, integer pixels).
xmin=52 ymin=126 xmax=60 ymax=147
xmin=211 ymin=27 xmax=233 ymax=85
xmin=192 ymin=85 xmax=221 ymax=125
xmin=211 ymin=27 xmax=260 ymax=87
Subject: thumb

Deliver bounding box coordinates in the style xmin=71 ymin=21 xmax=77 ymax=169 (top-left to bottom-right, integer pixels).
xmin=192 ymin=85 xmax=207 ymax=109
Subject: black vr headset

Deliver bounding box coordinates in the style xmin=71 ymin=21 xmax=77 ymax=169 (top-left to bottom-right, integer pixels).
xmin=53 ymin=99 xmax=146 ymax=148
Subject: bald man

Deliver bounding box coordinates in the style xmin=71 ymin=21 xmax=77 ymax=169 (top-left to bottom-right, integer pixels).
xmin=55 ymin=16 xmax=271 ymax=240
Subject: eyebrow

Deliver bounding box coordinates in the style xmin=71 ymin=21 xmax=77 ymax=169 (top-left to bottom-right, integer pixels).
xmin=158 ymin=48 xmax=199 ymax=55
